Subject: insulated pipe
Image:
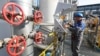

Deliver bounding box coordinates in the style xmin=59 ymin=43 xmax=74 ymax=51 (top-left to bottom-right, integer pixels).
xmin=10 ymin=0 xmax=33 ymax=16
xmin=39 ymin=0 xmax=59 ymax=30
xmin=32 ymin=1 xmax=59 ymax=55
xmin=9 ymin=0 xmax=34 ymax=56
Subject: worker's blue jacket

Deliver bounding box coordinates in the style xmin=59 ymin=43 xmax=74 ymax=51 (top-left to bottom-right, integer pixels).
xmin=73 ymin=21 xmax=86 ymax=31
xmin=69 ymin=21 xmax=86 ymax=31
xmin=68 ymin=21 xmax=86 ymax=37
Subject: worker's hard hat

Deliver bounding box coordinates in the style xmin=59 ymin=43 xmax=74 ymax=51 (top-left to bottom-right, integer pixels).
xmin=74 ymin=12 xmax=83 ymax=18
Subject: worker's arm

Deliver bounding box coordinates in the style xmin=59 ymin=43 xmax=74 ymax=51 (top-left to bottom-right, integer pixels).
xmin=64 ymin=24 xmax=76 ymax=32
xmin=64 ymin=22 xmax=86 ymax=33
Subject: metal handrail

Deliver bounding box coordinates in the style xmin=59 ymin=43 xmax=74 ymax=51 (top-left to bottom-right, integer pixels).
xmin=39 ymin=32 xmax=58 ymax=56
xmin=39 ymin=43 xmax=53 ymax=56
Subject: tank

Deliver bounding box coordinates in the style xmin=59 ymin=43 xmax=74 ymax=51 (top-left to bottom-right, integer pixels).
xmin=39 ymin=0 xmax=59 ymax=30
xmin=9 ymin=0 xmax=34 ymax=56
xmin=10 ymin=0 xmax=33 ymax=16
xmin=32 ymin=0 xmax=59 ymax=56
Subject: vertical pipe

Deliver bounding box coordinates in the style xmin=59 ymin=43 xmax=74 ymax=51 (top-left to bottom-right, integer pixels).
xmin=9 ymin=0 xmax=34 ymax=56
xmin=39 ymin=0 xmax=59 ymax=30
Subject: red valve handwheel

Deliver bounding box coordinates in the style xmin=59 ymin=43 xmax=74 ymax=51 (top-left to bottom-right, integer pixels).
xmin=34 ymin=10 xmax=43 ymax=24
xmin=35 ymin=32 xmax=43 ymax=44
xmin=6 ymin=36 xmax=26 ymax=56
xmin=2 ymin=2 xmax=25 ymax=26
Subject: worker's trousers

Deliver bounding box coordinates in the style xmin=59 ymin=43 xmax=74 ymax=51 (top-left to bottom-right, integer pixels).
xmin=71 ymin=32 xmax=83 ymax=56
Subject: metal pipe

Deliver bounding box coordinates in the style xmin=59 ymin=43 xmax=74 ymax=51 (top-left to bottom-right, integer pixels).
xmin=9 ymin=0 xmax=34 ymax=56
xmin=39 ymin=0 xmax=59 ymax=30
xmin=10 ymin=0 xmax=33 ymax=16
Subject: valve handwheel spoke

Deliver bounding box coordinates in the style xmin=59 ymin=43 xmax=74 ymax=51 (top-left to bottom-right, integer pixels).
xmin=14 ymin=47 xmax=17 ymax=53
xmin=12 ymin=4 xmax=15 ymax=12
xmin=9 ymin=44 xmax=15 ymax=48
xmin=2 ymin=2 xmax=25 ymax=26
xmin=10 ymin=4 xmax=15 ymax=22
xmin=6 ymin=10 xmax=12 ymax=15
xmin=11 ymin=15 xmax=14 ymax=22
xmin=6 ymin=36 xmax=26 ymax=56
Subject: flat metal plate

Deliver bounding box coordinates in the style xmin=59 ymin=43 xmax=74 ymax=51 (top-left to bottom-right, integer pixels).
xmin=55 ymin=2 xmax=77 ymax=14
xmin=54 ymin=18 xmax=68 ymax=33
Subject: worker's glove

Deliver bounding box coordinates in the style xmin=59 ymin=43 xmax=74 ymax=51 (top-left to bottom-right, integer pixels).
xmin=67 ymin=22 xmax=71 ymax=25
xmin=64 ymin=24 xmax=70 ymax=28
xmin=66 ymin=22 xmax=73 ymax=27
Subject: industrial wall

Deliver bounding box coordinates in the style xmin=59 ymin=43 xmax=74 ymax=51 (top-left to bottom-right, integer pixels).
xmin=0 ymin=0 xmax=12 ymax=56
xmin=0 ymin=0 xmax=12 ymax=39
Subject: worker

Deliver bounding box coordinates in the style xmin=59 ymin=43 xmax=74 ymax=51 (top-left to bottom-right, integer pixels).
xmin=64 ymin=12 xmax=86 ymax=56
